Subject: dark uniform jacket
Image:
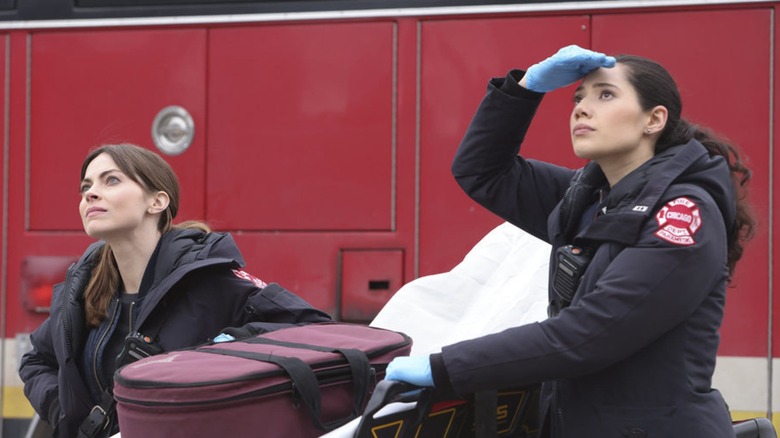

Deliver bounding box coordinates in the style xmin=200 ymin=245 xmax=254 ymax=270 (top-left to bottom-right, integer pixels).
xmin=431 ymin=71 xmax=737 ymax=438
xmin=19 ymin=227 xmax=331 ymax=438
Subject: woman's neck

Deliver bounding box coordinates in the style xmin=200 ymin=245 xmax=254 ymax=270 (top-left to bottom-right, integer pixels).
xmin=108 ymin=229 xmax=162 ymax=295
xmin=597 ymin=143 xmax=654 ymax=187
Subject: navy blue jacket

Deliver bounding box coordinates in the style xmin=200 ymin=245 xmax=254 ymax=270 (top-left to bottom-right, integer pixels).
xmin=19 ymin=228 xmax=331 ymax=438
xmin=434 ymin=71 xmax=737 ymax=438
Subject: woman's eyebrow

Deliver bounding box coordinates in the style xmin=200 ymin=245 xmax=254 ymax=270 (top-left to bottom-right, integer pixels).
xmin=81 ymin=168 xmax=121 ymax=184
xmin=592 ymin=82 xmax=620 ymax=89
xmin=575 ymin=82 xmax=620 ymax=93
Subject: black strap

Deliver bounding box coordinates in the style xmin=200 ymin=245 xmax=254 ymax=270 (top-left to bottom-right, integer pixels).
xmin=474 ymin=390 xmax=498 ymax=438
xmin=77 ymin=390 xmax=115 ymax=438
xmin=201 ymin=346 xmax=368 ymax=431
xmin=244 ymin=336 xmax=372 ymax=416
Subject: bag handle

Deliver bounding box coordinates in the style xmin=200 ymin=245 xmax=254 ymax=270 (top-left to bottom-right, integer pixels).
xmin=244 ymin=337 xmax=373 ymax=417
xmin=201 ymin=346 xmax=370 ymax=431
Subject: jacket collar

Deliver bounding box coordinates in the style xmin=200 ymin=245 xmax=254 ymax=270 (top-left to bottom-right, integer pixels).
xmin=64 ymin=228 xmax=245 ymax=335
xmin=558 ymin=161 xmax=608 ymax=243
xmin=577 ymin=140 xmax=709 ymax=245
xmin=132 ymin=228 xmax=244 ymax=328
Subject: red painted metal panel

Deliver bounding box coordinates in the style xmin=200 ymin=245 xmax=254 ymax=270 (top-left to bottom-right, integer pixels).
xmin=227 ymin=233 xmax=340 ymax=315
xmin=419 ymin=15 xmax=590 ymax=277
xmin=230 ymin=232 xmax=408 ymax=317
xmin=340 ymin=249 xmax=404 ymax=322
xmin=7 ymin=32 xmax=99 ymax=335
xmin=773 ymin=5 xmax=780 ymax=360
xmin=207 ymin=23 xmax=395 ymax=231
xmin=28 ymin=28 xmax=207 ymax=231
xmin=394 ymin=18 xmax=423 ymax=284
xmin=593 ymin=9 xmax=771 ymax=358
xmin=8 ymin=31 xmax=38 ymax=334
xmin=217 ymin=20 xmax=419 ymax=317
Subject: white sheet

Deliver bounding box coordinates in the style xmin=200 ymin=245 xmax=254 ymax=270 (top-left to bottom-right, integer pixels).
xmin=371 ymin=221 xmax=550 ymax=355
xmin=322 ymin=222 xmax=551 ymax=437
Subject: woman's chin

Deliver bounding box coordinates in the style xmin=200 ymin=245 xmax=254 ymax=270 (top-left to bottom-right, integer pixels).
xmin=83 ymin=225 xmax=111 ymax=240
xmin=572 ymin=148 xmax=594 ymax=161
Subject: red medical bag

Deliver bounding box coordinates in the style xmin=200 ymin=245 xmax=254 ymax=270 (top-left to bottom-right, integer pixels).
xmin=113 ymin=323 xmax=412 ymax=438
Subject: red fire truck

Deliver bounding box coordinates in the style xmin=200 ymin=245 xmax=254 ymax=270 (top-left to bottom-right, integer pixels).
xmin=0 ymin=0 xmax=776 ymax=435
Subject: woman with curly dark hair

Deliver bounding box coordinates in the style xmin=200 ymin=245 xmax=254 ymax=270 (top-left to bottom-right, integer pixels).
xmin=386 ymin=46 xmax=754 ymax=438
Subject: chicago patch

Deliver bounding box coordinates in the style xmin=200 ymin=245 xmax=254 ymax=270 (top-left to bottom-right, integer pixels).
xmin=654 ymin=197 xmax=702 ymax=246
xmin=232 ymin=269 xmax=267 ymax=288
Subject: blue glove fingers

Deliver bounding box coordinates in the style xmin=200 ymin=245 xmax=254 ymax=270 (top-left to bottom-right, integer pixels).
xmin=525 ymin=45 xmax=616 ymax=93
xmin=552 ymin=45 xmax=616 ymax=71
xmin=385 ymin=356 xmax=434 ymax=387
xmin=213 ymin=333 xmax=235 ymax=343
xmin=571 ymin=52 xmax=616 ymax=75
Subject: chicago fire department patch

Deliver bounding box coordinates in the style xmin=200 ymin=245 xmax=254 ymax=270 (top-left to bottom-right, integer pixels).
xmin=232 ymin=269 xmax=267 ymax=288
xmin=654 ymin=197 xmax=701 ymax=246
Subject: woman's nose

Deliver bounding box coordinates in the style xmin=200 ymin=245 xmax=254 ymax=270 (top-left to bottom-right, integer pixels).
xmin=573 ymin=101 xmax=590 ymax=118
xmin=83 ymin=187 xmax=99 ymax=200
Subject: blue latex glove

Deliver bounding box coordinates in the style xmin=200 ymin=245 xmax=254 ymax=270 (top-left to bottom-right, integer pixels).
xmin=385 ymin=355 xmax=434 ymax=387
xmin=524 ymin=45 xmax=616 ymax=93
xmin=213 ymin=333 xmax=235 ymax=343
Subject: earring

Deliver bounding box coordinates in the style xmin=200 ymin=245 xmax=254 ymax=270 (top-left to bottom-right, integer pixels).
xmin=646 ymin=129 xmax=652 ymax=134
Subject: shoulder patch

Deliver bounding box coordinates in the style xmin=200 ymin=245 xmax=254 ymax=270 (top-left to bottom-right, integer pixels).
xmin=654 ymin=197 xmax=702 ymax=246
xmin=231 ymin=269 xmax=267 ymax=288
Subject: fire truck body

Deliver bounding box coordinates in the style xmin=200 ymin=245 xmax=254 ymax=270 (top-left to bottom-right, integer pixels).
xmin=0 ymin=0 xmax=776 ymax=435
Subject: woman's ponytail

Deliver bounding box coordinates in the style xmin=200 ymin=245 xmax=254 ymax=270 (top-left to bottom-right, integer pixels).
xmin=84 ymin=245 xmax=120 ymax=327
xmin=617 ymin=55 xmax=755 ymax=279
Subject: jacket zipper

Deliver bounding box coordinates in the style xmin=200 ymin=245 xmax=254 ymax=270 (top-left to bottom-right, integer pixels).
xmin=93 ymin=297 xmax=120 ymax=393
xmin=597 ymin=189 xmax=606 ymax=216
xmin=129 ymin=301 xmax=135 ymax=333
xmin=553 ymin=380 xmax=564 ymax=438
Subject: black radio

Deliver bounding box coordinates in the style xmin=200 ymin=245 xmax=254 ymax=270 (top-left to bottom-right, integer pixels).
xmin=116 ymin=332 xmax=164 ymax=367
xmin=552 ymin=245 xmax=593 ymax=308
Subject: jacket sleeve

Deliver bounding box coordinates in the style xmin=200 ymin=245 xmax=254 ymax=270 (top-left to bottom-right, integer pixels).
xmin=452 ymin=70 xmax=576 ymax=242
xmin=216 ymin=270 xmax=332 ymax=337
xmin=242 ymin=282 xmax=332 ymax=332
xmin=19 ymin=316 xmax=62 ymax=426
xmin=435 ymin=191 xmax=728 ymax=395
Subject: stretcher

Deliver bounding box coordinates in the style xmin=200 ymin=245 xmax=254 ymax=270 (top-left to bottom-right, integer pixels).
xmin=323 ymin=222 xmax=779 ymax=438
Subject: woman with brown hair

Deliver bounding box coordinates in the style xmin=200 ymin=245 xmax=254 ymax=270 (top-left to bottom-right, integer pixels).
xmin=19 ymin=144 xmax=331 ymax=438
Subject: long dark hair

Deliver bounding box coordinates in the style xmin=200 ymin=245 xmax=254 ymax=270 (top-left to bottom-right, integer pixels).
xmin=80 ymin=144 xmax=209 ymax=327
xmin=615 ymin=55 xmax=754 ymax=278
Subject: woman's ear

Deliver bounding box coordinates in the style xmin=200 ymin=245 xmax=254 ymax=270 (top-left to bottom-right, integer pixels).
xmin=147 ymin=191 xmax=170 ymax=215
xmin=645 ymin=105 xmax=669 ymax=135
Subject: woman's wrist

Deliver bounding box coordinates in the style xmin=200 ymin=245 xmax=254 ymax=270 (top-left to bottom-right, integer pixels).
xmin=518 ymin=75 xmax=528 ymax=89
